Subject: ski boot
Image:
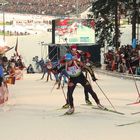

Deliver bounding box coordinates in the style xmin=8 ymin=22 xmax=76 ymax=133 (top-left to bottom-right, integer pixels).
xmin=62 ymin=103 xmax=69 ymax=109
xmin=65 ymin=107 xmax=74 ymax=115
xmin=85 ymin=99 xmax=92 ymax=105
xmin=97 ymin=103 xmax=106 ymax=110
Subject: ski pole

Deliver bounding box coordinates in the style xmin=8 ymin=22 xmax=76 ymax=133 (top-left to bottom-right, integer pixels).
xmin=50 ymin=53 xmax=58 ymax=62
xmin=95 ymin=81 xmax=117 ymax=111
xmin=87 ymin=73 xmax=116 ymax=111
xmin=50 ymin=82 xmax=57 ymax=93
xmin=45 ymin=45 xmax=58 ymax=59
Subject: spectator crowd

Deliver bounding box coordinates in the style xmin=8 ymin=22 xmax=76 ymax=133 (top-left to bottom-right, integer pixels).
xmin=104 ymin=45 xmax=140 ymax=75
xmin=0 ymin=54 xmax=25 ymax=105
xmin=4 ymin=0 xmax=92 ymax=16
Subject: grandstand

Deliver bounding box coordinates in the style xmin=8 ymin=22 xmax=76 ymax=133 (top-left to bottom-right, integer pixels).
xmin=4 ymin=0 xmax=92 ymax=16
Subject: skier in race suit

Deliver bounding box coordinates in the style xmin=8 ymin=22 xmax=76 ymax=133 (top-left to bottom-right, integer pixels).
xmin=61 ymin=44 xmax=96 ymax=108
xmin=59 ymin=53 xmax=105 ymax=114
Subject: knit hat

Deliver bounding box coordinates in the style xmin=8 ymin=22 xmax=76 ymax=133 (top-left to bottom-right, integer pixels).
xmin=70 ymin=44 xmax=77 ymax=51
xmin=65 ymin=53 xmax=73 ymax=61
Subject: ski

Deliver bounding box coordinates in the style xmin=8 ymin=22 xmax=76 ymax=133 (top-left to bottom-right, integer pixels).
xmin=56 ymin=107 xmax=68 ymax=111
xmin=81 ymin=104 xmax=93 ymax=107
xmin=117 ymin=120 xmax=140 ymax=126
xmin=81 ymin=104 xmax=125 ymax=115
xmin=92 ymin=106 xmax=125 ymax=115
xmin=126 ymin=101 xmax=140 ymax=105
xmin=131 ymin=111 xmax=140 ymax=115
xmin=59 ymin=112 xmax=80 ymax=116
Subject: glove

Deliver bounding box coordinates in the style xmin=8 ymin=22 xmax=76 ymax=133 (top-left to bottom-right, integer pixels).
xmin=92 ymin=76 xmax=97 ymax=81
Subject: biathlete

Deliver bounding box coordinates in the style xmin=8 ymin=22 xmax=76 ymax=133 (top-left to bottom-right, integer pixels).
xmin=59 ymin=53 xmax=105 ymax=115
xmin=62 ymin=45 xmax=96 ymax=107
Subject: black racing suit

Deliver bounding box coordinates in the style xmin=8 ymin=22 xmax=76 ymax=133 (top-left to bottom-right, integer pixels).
xmin=58 ymin=61 xmax=100 ymax=108
xmin=67 ymin=72 xmax=100 ymax=108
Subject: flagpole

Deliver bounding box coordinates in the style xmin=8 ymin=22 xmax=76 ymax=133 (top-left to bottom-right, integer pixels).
xmin=15 ymin=36 xmax=19 ymax=58
xmin=0 ymin=1 xmax=8 ymax=42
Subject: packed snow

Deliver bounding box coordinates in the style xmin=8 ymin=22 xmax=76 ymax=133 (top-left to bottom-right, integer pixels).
xmin=0 ymin=72 xmax=140 ymax=140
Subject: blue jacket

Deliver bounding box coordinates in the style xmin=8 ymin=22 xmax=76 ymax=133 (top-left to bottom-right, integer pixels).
xmin=0 ymin=65 xmax=4 ymax=77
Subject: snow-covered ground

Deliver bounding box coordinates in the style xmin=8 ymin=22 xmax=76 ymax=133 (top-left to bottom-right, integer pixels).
xmin=1 ymin=72 xmax=140 ymax=140
xmin=2 ymin=32 xmax=51 ymax=66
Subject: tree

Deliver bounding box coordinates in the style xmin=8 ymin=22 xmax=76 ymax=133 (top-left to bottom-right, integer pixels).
xmin=89 ymin=0 xmax=136 ymax=50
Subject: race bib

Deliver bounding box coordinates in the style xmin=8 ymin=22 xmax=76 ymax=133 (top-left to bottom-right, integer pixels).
xmin=67 ymin=65 xmax=81 ymax=77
